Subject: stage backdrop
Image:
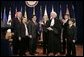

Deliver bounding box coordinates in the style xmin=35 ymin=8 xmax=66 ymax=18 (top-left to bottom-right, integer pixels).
xmin=1 ymin=1 xmax=83 ymax=44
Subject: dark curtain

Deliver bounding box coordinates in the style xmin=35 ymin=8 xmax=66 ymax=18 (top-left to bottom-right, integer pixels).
xmin=1 ymin=1 xmax=83 ymax=44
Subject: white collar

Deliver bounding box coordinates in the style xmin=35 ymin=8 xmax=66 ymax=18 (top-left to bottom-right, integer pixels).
xmin=63 ymin=19 xmax=68 ymax=25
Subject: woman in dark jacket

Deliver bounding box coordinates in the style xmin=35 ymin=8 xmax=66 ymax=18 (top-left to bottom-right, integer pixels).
xmin=1 ymin=29 xmax=13 ymax=56
xmin=66 ymin=19 xmax=76 ymax=56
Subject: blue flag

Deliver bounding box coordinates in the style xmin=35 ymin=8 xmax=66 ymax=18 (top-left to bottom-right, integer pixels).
xmin=59 ymin=4 xmax=63 ymax=20
xmin=40 ymin=6 xmax=42 ymax=21
xmin=21 ymin=6 xmax=22 ymax=12
xmin=3 ymin=7 xmax=7 ymax=27
xmin=72 ymin=4 xmax=75 ymax=19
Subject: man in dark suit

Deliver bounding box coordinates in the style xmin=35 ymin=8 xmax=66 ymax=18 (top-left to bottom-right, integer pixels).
xmin=61 ymin=14 xmax=70 ymax=54
xmin=21 ymin=17 xmax=30 ymax=55
xmin=28 ymin=15 xmax=38 ymax=55
xmin=47 ymin=12 xmax=62 ymax=56
xmin=12 ymin=12 xmax=23 ymax=56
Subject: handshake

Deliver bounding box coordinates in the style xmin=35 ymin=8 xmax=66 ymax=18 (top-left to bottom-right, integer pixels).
xmin=19 ymin=35 xmax=32 ymax=41
xmin=39 ymin=21 xmax=44 ymax=25
xmin=73 ymin=40 xmax=76 ymax=43
xmin=47 ymin=27 xmax=53 ymax=31
xmin=29 ymin=35 xmax=32 ymax=38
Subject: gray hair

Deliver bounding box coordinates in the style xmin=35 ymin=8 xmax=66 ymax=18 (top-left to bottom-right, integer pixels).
xmin=50 ymin=11 xmax=57 ymax=18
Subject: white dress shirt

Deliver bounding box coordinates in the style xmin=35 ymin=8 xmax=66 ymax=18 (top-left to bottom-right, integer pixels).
xmin=24 ymin=24 xmax=29 ymax=36
xmin=50 ymin=19 xmax=55 ymax=26
xmin=62 ymin=19 xmax=68 ymax=25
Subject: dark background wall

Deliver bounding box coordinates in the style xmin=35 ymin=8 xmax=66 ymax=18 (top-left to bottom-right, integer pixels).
xmin=1 ymin=1 xmax=83 ymax=44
